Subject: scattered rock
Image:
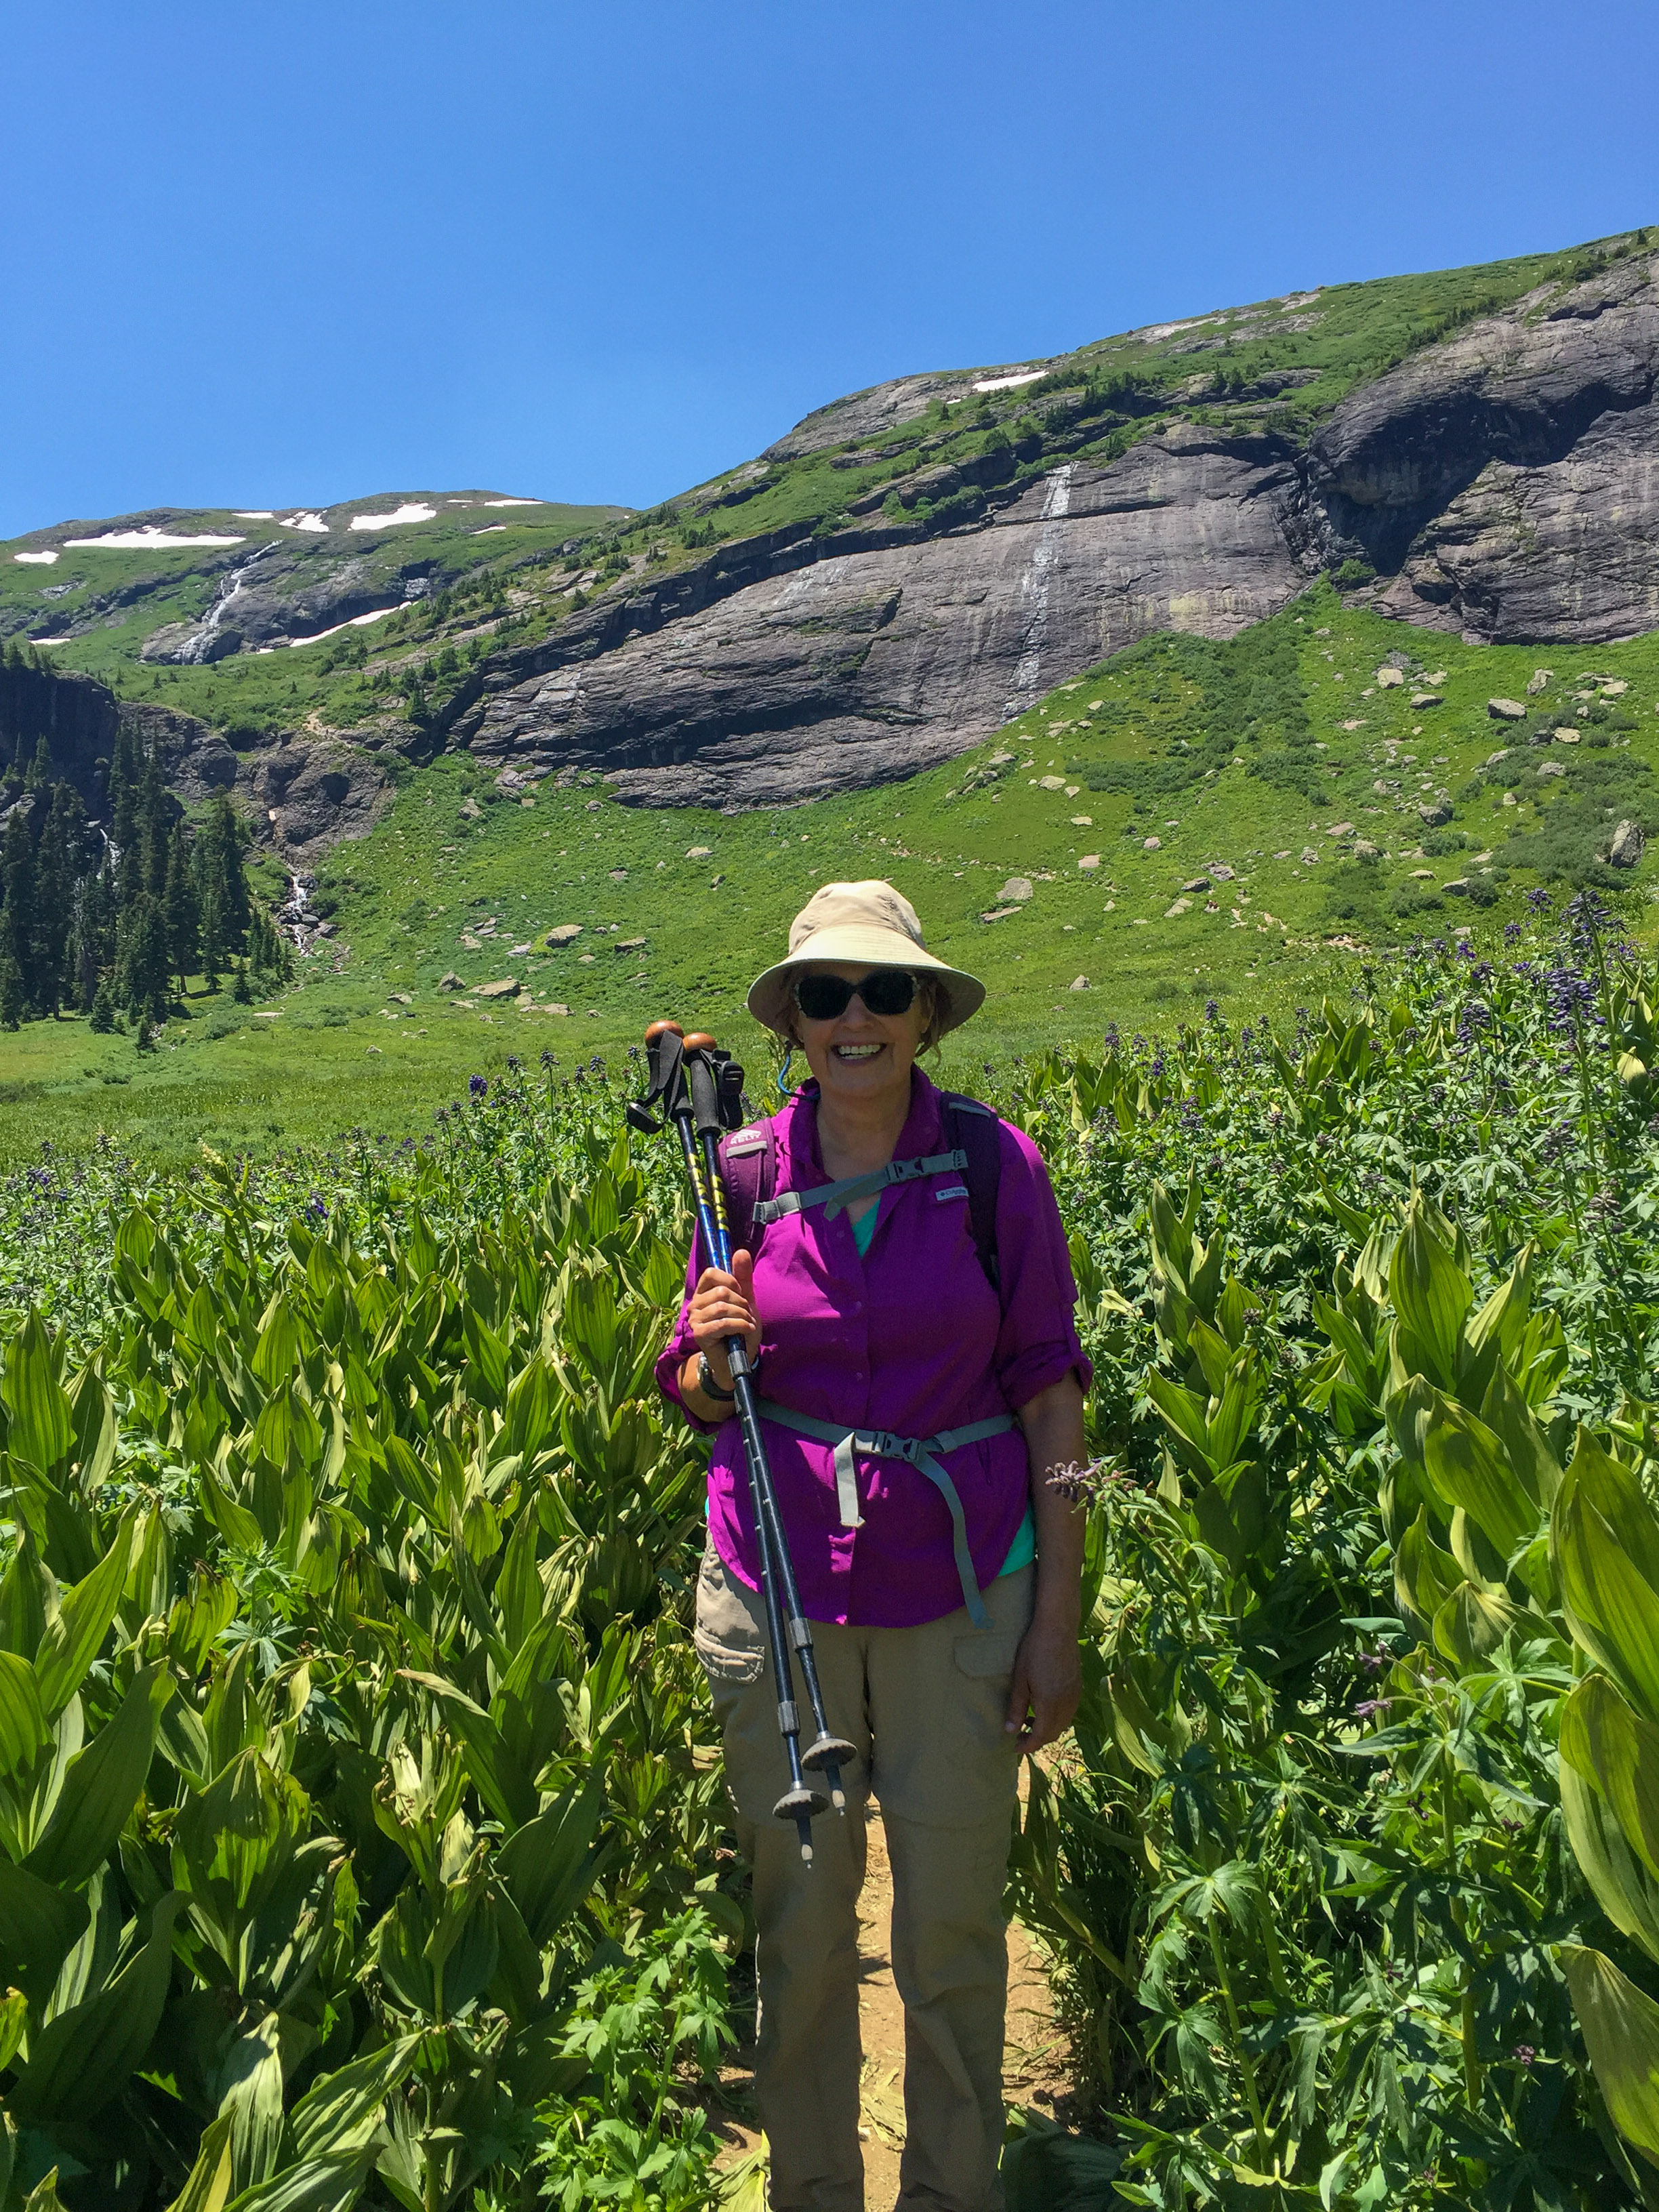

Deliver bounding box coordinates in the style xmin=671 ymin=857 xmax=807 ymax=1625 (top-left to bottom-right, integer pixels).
xmin=999 ymin=877 xmax=1034 ymax=902
xmin=1326 ymin=821 xmax=1354 ymax=838
xmin=1418 ymin=799 xmax=1454 ymax=827
xmin=1527 ymin=668 xmax=1554 ymax=694
xmin=388 ymin=991 xmax=413 ymax=1006
xmin=437 ymin=971 xmax=464 ymax=991
xmin=1208 ymin=863 xmax=1235 ymax=881
xmin=1068 ymin=976 xmax=1090 ymax=991
xmin=1374 ymin=778 xmax=1399 ymax=794
xmin=459 ymin=798 xmax=483 ymax=819
xmin=1410 ymin=692 xmax=1442 ymax=709
xmin=609 ymin=867 xmax=627 ymax=882
xmin=616 ymin=937 xmax=647 ymax=951
xmin=546 ymin=1002 xmax=571 ymax=1016
xmin=1502 ymin=792 xmax=1518 ymax=807
xmin=510 ymin=941 xmax=533 ymax=955
xmin=1376 ymin=666 xmax=1405 ymax=687
xmin=1165 ymin=897 xmax=1193 ymax=917
xmin=1485 ymin=749 xmax=1512 ymax=766
xmin=1142 ymin=836 xmax=1162 ymax=851
xmin=1536 ymin=762 xmax=1568 ymax=779
xmin=1182 ymin=876 xmax=1211 ymax=893
xmin=461 ymin=933 xmax=484 ymax=951
xmin=686 ymin=846 xmax=712 ymax=859
xmin=1488 ymin=697 xmax=1528 ymax=721
xmin=586 ymin=799 xmax=602 ymax=811
xmin=979 ymin=907 xmax=1021 ymax=923
xmin=1352 ymin=840 xmax=1380 ymax=859
xmin=1601 ymin=678 xmax=1629 ymax=697
xmin=1036 ymin=775 xmax=1066 ymax=792
xmin=1064 ymin=784 xmax=1080 ymax=797
xmin=1443 ymin=878 xmax=1471 ymax=896
xmin=1070 ymin=814 xmax=1093 ymax=826
xmin=1609 ymin=819 xmax=1646 ymax=867
xmin=1553 ymin=728 xmax=1581 ymax=743
xmin=476 ymin=979 xmax=519 ymax=1000
xmin=1078 ymin=855 xmax=1101 ymax=871
xmin=1411 ymin=869 xmax=1436 ymax=879
xmin=544 ymin=924 xmax=583 ymax=946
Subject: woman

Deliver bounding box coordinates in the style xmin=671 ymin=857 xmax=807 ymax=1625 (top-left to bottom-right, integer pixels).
xmin=656 ymin=880 xmax=1090 ymax=2212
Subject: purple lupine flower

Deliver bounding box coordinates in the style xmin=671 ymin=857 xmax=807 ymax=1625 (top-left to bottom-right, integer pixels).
xmin=1503 ymin=920 xmax=1523 ymax=945
xmin=1525 ymin=888 xmax=1553 ymax=914
xmin=469 ymin=1073 xmax=488 ymax=1099
xmin=1544 ymin=966 xmax=1597 ymax=1041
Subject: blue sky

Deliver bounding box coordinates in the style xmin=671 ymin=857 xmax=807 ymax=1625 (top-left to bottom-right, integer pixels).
xmin=3 ymin=0 xmax=1656 ymax=537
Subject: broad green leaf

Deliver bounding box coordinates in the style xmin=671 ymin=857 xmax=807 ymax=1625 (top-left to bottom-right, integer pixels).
xmin=1479 ymin=1359 xmax=1561 ymax=1510
xmin=287 ymin=2034 xmax=422 ymax=2161
xmin=2 ymin=1313 xmax=73 ymax=1474
xmin=0 ymin=1856 xmax=91 ymax=2001
xmin=398 ymin=1672 xmax=535 ymax=1830
xmin=0 ymin=1986 xmax=26 ymax=2072
xmin=163 ymin=2112 xmax=235 ymax=2212
xmin=495 ymin=1782 xmax=605 ymax=1946
xmin=34 ymin=1521 xmax=134 ymax=1719
xmin=220 ymin=2012 xmax=286 ymax=2196
xmin=222 ymin=2154 xmax=372 ymax=2212
xmin=1560 ymin=1676 xmax=1659 ymax=1882
xmin=1395 ymin=1509 xmax=1461 ymax=1631
xmin=1562 ymin=1944 xmax=1659 ymax=2168
xmin=1388 ymin=1196 xmax=1470 ymax=1389
xmin=1421 ymin=1392 xmax=1538 ymax=1560
xmin=25 ymin=1662 xmax=172 ymax=1891
xmin=0 ymin=1650 xmax=49 ymax=1779
xmin=22 ymin=2172 xmax=70 ymax=2212
xmin=1561 ymin=1763 xmax=1659 ymax=1967
xmin=251 ymin=1295 xmax=303 ymax=1392
xmin=6 ymin=1890 xmax=184 ymax=2123
xmin=1433 ymin=1582 xmax=1526 ymax=1669
xmin=1555 ymin=1463 xmax=1659 ymax=1724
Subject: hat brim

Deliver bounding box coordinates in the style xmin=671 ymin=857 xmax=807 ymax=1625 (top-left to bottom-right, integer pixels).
xmin=746 ymin=923 xmax=986 ymax=1037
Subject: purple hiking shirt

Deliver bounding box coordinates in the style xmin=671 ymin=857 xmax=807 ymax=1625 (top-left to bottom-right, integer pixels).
xmin=655 ymin=1067 xmax=1092 ymax=1629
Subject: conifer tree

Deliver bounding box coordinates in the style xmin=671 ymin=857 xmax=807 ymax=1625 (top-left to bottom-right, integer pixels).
xmin=1 ymin=806 xmax=37 ymax=1016
xmin=163 ymin=821 xmax=200 ymax=994
xmin=0 ymin=948 xmax=22 ymax=1031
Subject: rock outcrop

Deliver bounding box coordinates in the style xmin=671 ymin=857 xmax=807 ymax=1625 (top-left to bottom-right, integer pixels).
xmin=450 ymin=249 xmax=1659 ymax=806
xmin=455 ymin=423 xmax=1305 ymax=806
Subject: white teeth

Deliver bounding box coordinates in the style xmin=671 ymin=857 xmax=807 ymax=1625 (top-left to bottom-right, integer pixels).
xmin=835 ymin=1044 xmax=883 ymax=1059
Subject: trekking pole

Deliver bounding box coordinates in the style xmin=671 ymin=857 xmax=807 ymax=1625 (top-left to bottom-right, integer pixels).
xmin=629 ymin=1021 xmax=854 ymax=1865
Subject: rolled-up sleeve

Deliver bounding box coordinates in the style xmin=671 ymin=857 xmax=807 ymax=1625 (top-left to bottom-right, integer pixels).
xmin=991 ymin=1122 xmax=1093 ymax=1410
xmin=655 ymin=1249 xmax=720 ymax=1433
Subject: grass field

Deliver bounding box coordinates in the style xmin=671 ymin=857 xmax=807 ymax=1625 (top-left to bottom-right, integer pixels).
xmin=1 ymin=578 xmax=1654 ymax=1167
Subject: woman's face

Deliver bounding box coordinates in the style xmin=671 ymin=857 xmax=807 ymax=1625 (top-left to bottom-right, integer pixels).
xmin=792 ymin=962 xmax=930 ymax=1109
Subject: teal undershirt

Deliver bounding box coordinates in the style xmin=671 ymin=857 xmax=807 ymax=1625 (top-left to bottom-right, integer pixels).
xmin=850 ymin=1205 xmax=1036 ymax=1578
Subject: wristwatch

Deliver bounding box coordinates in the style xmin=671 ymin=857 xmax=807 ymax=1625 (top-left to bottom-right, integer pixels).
xmin=697 ymin=1353 xmax=736 ymax=1403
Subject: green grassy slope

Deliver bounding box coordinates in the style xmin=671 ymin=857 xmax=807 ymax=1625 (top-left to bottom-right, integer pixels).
xmin=2 ymin=579 xmax=1652 ymax=1168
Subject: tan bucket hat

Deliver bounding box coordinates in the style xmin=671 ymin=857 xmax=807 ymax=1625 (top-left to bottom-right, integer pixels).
xmin=747 ymin=880 xmax=985 ymax=1037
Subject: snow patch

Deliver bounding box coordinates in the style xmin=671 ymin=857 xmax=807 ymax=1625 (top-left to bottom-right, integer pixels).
xmin=279 ymin=512 xmax=329 ymax=533
xmin=972 ymin=369 xmax=1044 ymax=394
xmin=64 ymin=527 xmax=247 ymax=549
xmin=13 ymin=550 xmax=59 ymax=565
xmin=233 ymin=510 xmax=276 ymax=518
xmin=281 ymin=606 xmax=400 ymax=649
xmin=483 ymin=497 xmax=542 ymax=507
xmin=350 ymin=502 xmax=436 ymax=531
xmin=28 ymin=634 xmax=72 ymax=646
xmin=473 ymin=525 xmax=508 ymax=534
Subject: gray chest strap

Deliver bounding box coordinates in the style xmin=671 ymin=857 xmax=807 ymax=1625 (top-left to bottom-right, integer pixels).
xmin=754 ymin=1398 xmax=1018 ymax=1629
xmin=754 ymin=1149 xmax=968 ymax=1227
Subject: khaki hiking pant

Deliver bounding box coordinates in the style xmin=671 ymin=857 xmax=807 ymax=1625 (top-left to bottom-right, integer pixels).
xmin=695 ymin=1543 xmax=1034 ymax=2212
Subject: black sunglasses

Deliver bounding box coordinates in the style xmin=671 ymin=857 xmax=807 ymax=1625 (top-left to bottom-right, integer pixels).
xmin=792 ymin=969 xmax=920 ymax=1022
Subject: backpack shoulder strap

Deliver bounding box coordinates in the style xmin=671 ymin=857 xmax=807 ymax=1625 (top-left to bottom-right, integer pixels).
xmin=718 ymin=1121 xmax=777 ymax=1262
xmin=943 ymin=1094 xmax=1004 ymax=1305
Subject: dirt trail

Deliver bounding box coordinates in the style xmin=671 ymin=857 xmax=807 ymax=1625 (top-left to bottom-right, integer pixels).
xmin=714 ymin=1800 xmax=1069 ymax=2207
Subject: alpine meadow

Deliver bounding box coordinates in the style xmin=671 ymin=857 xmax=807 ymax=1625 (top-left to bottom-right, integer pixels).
xmin=3 ymin=223 xmax=1659 ymax=2212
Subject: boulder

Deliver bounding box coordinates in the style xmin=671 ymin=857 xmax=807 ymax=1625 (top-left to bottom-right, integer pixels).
xmin=1069 ymin=976 xmax=1090 ymax=991
xmin=437 ymin=971 xmax=464 ymax=991
xmin=1536 ymin=762 xmax=1568 ymax=779
xmin=1036 ymin=775 xmax=1066 ymax=792
xmin=459 ymin=798 xmax=483 ymax=819
xmin=1165 ymin=897 xmax=1193 ymax=917
xmin=1418 ymin=799 xmax=1454 ymax=827
xmin=685 ymin=846 xmax=712 ymax=858
xmin=1527 ymin=669 xmax=1554 ymax=694
xmin=999 ymin=877 xmax=1034 ymax=902
xmin=1410 ymin=692 xmax=1442 ymax=708
xmin=1142 ymin=835 xmax=1162 ymax=851
xmin=1070 ymin=814 xmax=1093 ymax=826
xmin=544 ymin=924 xmax=583 ymax=946
xmin=476 ymin=979 xmax=519 ymax=1000
xmin=1376 ymin=666 xmax=1405 ymax=687
xmin=1488 ymin=698 xmax=1528 ymax=721
xmin=1485 ymin=750 xmax=1511 ymax=766
xmin=1078 ymin=854 xmax=1101 ymax=870
xmin=1352 ymin=840 xmax=1380 ymax=859
xmin=1326 ymin=821 xmax=1354 ymax=837
xmin=1209 ymin=863 xmax=1236 ymax=881
xmin=1553 ymin=727 xmax=1581 ymax=743
xmin=979 ymin=906 xmax=1021 ymax=923
xmin=1443 ymin=878 xmax=1471 ymax=896
xmin=1181 ymin=876 xmax=1211 ymax=893
xmin=1609 ymin=819 xmax=1646 ymax=867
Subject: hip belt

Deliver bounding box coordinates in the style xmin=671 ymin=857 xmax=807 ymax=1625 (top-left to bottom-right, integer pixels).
xmin=753 ymin=1397 xmax=1018 ymax=1629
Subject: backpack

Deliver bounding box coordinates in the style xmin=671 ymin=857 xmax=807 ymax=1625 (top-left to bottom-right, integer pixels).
xmin=718 ymin=1090 xmax=1004 ymax=1302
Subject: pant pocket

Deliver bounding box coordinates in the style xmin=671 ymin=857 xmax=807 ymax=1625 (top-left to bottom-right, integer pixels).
xmin=695 ymin=1548 xmax=766 ymax=1686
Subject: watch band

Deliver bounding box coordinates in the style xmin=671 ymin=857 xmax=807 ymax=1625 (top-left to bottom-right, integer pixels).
xmin=697 ymin=1353 xmax=737 ymax=1402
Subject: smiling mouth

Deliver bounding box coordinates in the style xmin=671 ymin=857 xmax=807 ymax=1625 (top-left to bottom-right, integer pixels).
xmin=832 ymin=1042 xmax=885 ymax=1061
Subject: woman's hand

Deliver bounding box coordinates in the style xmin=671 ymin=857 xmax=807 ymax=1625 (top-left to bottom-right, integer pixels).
xmin=686 ymin=1248 xmax=760 ymax=1392
xmin=1005 ymin=1610 xmax=1082 ymax=1754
